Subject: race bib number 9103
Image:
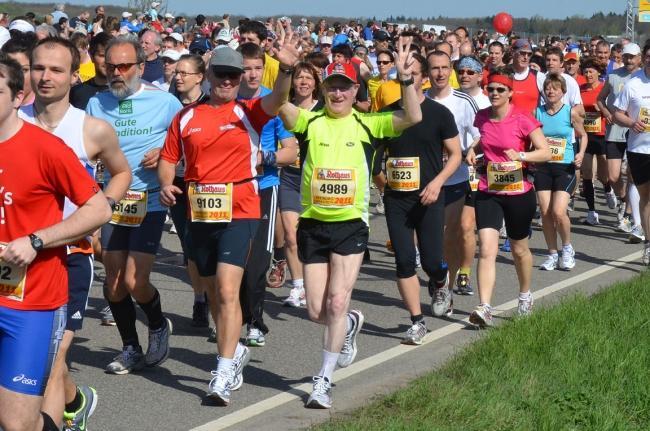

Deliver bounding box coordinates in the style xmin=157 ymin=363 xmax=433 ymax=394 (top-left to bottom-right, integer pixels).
xmin=311 ymin=168 xmax=356 ymax=207
xmin=188 ymin=182 xmax=233 ymax=223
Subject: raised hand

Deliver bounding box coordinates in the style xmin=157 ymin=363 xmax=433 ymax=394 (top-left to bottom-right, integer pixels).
xmin=395 ymin=35 xmax=415 ymax=78
xmin=273 ymin=26 xmax=301 ymax=68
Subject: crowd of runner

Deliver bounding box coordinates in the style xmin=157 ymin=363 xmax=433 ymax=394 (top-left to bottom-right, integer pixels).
xmin=0 ymin=3 xmax=648 ymax=430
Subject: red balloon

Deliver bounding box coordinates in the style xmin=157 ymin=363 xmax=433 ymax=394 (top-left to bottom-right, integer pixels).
xmin=493 ymin=12 xmax=513 ymax=34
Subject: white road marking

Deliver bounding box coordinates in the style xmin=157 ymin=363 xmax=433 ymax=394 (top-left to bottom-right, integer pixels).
xmin=191 ymin=250 xmax=642 ymax=431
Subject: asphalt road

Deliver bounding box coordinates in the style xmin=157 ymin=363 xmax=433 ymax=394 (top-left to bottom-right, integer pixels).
xmin=68 ymin=189 xmax=645 ymax=431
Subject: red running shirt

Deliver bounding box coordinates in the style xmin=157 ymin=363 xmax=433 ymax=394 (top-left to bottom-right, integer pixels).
xmin=0 ymin=122 xmax=100 ymax=310
xmin=580 ymin=82 xmax=606 ymax=136
xmin=161 ymin=98 xmax=271 ymax=219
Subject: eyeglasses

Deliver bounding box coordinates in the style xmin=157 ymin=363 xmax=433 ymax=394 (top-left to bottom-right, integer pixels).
xmin=377 ymin=60 xmax=392 ymax=65
xmin=106 ymin=62 xmax=139 ymax=73
xmin=458 ymin=69 xmax=477 ymax=76
xmin=320 ymin=43 xmax=331 ymax=48
xmin=486 ymin=86 xmax=508 ymax=94
xmin=212 ymin=69 xmax=241 ymax=80
xmin=175 ymin=71 xmax=201 ymax=78
xmin=517 ymin=51 xmax=533 ymax=57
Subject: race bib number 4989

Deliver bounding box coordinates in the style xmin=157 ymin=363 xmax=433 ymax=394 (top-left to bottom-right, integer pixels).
xmin=311 ymin=168 xmax=356 ymax=208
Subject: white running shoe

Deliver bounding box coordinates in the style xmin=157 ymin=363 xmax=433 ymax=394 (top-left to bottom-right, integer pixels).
xmin=338 ymin=310 xmax=364 ymax=368
xmin=606 ymin=191 xmax=618 ymax=210
xmin=517 ymin=293 xmax=534 ymax=316
xmin=539 ymin=254 xmax=558 ymax=271
xmin=618 ymin=217 xmax=633 ymax=233
xmin=283 ymin=286 xmax=306 ymax=307
xmin=630 ymin=225 xmax=645 ymax=244
xmin=306 ymin=376 xmax=332 ymax=409
xmin=375 ymin=194 xmax=385 ymax=215
xmin=559 ymin=247 xmax=576 ymax=270
xmin=469 ymin=304 xmax=493 ymax=328
xmin=402 ymin=321 xmax=427 ymax=345
xmin=207 ymin=367 xmax=235 ymax=406
xmin=617 ymin=202 xmax=627 ymax=222
xmin=584 ymin=211 xmax=600 ymax=226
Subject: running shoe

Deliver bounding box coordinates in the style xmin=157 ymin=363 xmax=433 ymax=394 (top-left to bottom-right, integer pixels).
xmin=500 ymin=238 xmax=511 ymax=252
xmin=283 ymin=286 xmax=306 ymax=307
xmin=63 ymin=385 xmax=98 ymax=431
xmin=145 ymin=317 xmax=172 ymax=367
xmin=429 ymin=273 xmax=453 ymax=317
xmin=644 ymin=243 xmax=650 ymax=266
xmin=568 ymin=197 xmax=575 ymax=212
xmin=375 ymin=194 xmax=385 ymax=215
xmin=584 ymin=211 xmax=600 ymax=226
xmin=559 ymin=247 xmax=576 ymax=270
xmin=306 ymin=376 xmax=332 ymax=409
xmin=454 ymin=273 xmax=474 ymax=296
xmin=618 ymin=216 xmax=633 ymax=233
xmin=100 ymin=305 xmax=115 ymax=326
xmin=539 ymin=254 xmax=558 ymax=271
xmin=192 ymin=301 xmax=210 ymax=328
xmin=338 ymin=310 xmax=364 ymax=368
xmin=232 ymin=344 xmax=251 ymax=390
xmin=245 ymin=326 xmax=265 ymax=347
xmin=606 ymin=191 xmax=618 ymax=210
xmin=402 ymin=321 xmax=427 ymax=345
xmin=207 ymin=367 xmax=235 ymax=406
xmin=630 ymin=225 xmax=645 ymax=244
xmin=106 ymin=345 xmax=145 ymax=374
xmin=517 ymin=293 xmax=534 ymax=316
xmin=617 ymin=202 xmax=627 ymax=222
xmin=266 ymin=259 xmax=287 ymax=288
xmin=469 ymin=304 xmax=493 ymax=328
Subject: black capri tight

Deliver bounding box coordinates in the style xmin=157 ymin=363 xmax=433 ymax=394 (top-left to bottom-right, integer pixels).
xmin=474 ymin=189 xmax=537 ymax=240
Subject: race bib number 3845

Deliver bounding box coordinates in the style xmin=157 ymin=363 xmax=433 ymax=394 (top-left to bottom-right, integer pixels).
xmin=487 ymin=161 xmax=524 ymax=193
xmin=0 ymin=243 xmax=27 ymax=302
xmin=311 ymin=168 xmax=356 ymax=208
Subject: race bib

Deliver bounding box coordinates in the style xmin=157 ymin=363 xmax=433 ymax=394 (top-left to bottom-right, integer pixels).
xmin=0 ymin=243 xmax=27 ymax=302
xmin=311 ymin=168 xmax=356 ymax=208
xmin=188 ymin=182 xmax=233 ymax=223
xmin=639 ymin=108 xmax=650 ymax=133
xmin=584 ymin=112 xmax=602 ymax=134
xmin=110 ymin=190 xmax=147 ymax=227
xmin=386 ymin=157 xmax=420 ymax=191
xmin=547 ymin=137 xmax=567 ymax=163
xmin=487 ymin=161 xmax=524 ymax=193
xmin=468 ymin=165 xmax=479 ymax=192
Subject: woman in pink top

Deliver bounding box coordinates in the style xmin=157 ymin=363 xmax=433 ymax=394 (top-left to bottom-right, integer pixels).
xmin=465 ymin=69 xmax=550 ymax=328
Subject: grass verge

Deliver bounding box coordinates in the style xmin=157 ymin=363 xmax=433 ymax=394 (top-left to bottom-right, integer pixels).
xmin=315 ymin=272 xmax=650 ymax=430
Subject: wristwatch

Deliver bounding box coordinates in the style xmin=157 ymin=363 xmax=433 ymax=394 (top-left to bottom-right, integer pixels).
xmin=29 ymin=233 xmax=44 ymax=252
xmin=519 ymin=152 xmax=527 ymax=161
xmin=279 ymin=65 xmax=294 ymax=74
xmin=399 ymin=76 xmax=414 ymax=87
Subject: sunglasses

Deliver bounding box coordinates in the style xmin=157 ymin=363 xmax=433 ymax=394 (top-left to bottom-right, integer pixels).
xmin=458 ymin=69 xmax=477 ymax=76
xmin=517 ymin=51 xmax=533 ymax=57
xmin=486 ymin=86 xmax=508 ymax=94
xmin=377 ymin=60 xmax=392 ymax=65
xmin=106 ymin=62 xmax=139 ymax=73
xmin=212 ymin=69 xmax=241 ymax=80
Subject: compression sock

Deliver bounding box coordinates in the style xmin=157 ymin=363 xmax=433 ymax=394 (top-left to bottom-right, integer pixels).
xmin=65 ymin=387 xmax=83 ymax=413
xmin=107 ymin=295 xmax=139 ymax=347
xmin=273 ymin=247 xmax=286 ymax=261
xmin=137 ymin=288 xmax=164 ymax=331
xmin=583 ymin=179 xmax=595 ymax=211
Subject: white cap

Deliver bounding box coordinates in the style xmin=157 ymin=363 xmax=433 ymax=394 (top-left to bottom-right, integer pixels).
xmin=164 ymin=13 xmax=174 ymax=19
xmin=8 ymin=19 xmax=35 ymax=33
xmin=169 ymin=32 xmax=183 ymax=43
xmin=319 ymin=35 xmax=333 ymax=45
xmin=151 ymin=1 xmax=161 ymax=7
xmin=364 ymin=39 xmax=374 ymax=48
xmin=216 ymin=28 xmax=232 ymax=42
xmin=0 ymin=27 xmax=10 ymax=49
xmin=122 ymin=11 xmax=132 ymax=18
xmin=623 ymin=42 xmax=641 ymax=56
xmin=160 ymin=50 xmax=181 ymax=62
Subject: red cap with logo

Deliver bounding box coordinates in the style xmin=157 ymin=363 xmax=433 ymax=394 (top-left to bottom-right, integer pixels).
xmin=322 ymin=62 xmax=357 ymax=84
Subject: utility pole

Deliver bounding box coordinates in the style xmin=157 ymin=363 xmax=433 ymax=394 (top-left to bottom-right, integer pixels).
xmin=627 ymin=0 xmax=636 ymax=42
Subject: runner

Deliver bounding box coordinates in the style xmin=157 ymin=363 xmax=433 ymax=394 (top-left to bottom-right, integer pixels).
xmin=510 ymin=39 xmax=541 ymax=115
xmin=278 ymin=36 xmax=422 ymax=408
xmin=86 ymin=35 xmax=183 ymax=375
xmin=535 ymin=73 xmax=587 ymax=271
xmin=237 ymin=42 xmax=298 ymax=347
xmin=0 ymin=55 xmax=111 ymax=431
xmin=425 ymin=50 xmax=480 ymax=316
xmin=159 ymin=42 xmax=300 ymax=406
xmin=613 ymin=43 xmax=650 ymax=264
xmin=381 ymin=52 xmax=461 ymax=344
xmin=580 ymin=58 xmax=608 ymax=226
xmin=19 ymin=36 xmax=131 ymax=431
xmin=238 ymin=20 xmax=279 ymax=88
xmin=466 ymin=68 xmax=551 ymax=327
xmin=70 ymin=32 xmax=112 ymax=110
xmin=1 ymin=32 xmax=37 ymax=106
xmin=281 ymin=61 xmax=323 ymax=308
xmin=598 ymin=43 xmax=643 ymax=237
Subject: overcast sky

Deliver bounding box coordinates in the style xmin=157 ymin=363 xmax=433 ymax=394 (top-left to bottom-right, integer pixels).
xmin=19 ymin=0 xmax=625 ymax=19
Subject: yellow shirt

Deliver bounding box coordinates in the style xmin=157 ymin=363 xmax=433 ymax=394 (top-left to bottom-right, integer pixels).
xmin=78 ymin=61 xmax=96 ymax=83
xmin=368 ymin=77 xmax=387 ymax=112
xmin=372 ymin=79 xmax=432 ymax=112
xmin=449 ymin=69 xmax=459 ymax=89
xmin=262 ymin=53 xmax=279 ymax=89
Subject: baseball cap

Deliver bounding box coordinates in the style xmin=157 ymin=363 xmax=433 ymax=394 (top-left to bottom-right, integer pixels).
xmin=564 ymin=52 xmax=579 ymax=62
xmin=623 ymin=43 xmax=641 ymax=56
xmin=8 ymin=19 xmax=35 ymax=33
xmin=209 ymin=47 xmax=244 ymax=73
xmin=151 ymin=1 xmax=161 ymax=7
xmin=169 ymin=32 xmax=183 ymax=43
xmin=319 ymin=35 xmax=333 ymax=45
xmin=164 ymin=13 xmax=174 ymax=19
xmin=121 ymin=11 xmax=133 ymax=19
xmin=160 ymin=50 xmax=181 ymax=62
xmin=216 ymin=29 xmax=232 ymax=42
xmin=189 ymin=37 xmax=211 ymax=55
xmin=322 ymin=62 xmax=357 ymax=84
xmin=512 ymin=39 xmax=532 ymax=52
xmin=373 ymin=29 xmax=390 ymax=41
xmin=0 ymin=27 xmax=10 ymax=49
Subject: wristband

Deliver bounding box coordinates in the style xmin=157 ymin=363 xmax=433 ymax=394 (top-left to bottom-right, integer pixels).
xmin=519 ymin=152 xmax=526 ymax=161
xmin=262 ymin=150 xmax=277 ymax=167
xmin=279 ymin=66 xmax=294 ymax=74
xmin=399 ymin=76 xmax=414 ymax=87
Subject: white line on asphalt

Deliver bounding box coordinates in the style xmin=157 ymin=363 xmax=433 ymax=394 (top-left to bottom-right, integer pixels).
xmin=191 ymin=250 xmax=642 ymax=431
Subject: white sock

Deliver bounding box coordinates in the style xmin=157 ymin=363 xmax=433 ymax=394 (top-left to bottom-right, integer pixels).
xmin=292 ymin=279 xmax=304 ymax=289
xmin=217 ymin=357 xmax=234 ymax=373
xmin=519 ymin=291 xmax=532 ymax=300
xmin=629 ymin=183 xmax=641 ymax=227
xmin=234 ymin=342 xmax=245 ymax=358
xmin=318 ymin=350 xmax=339 ymax=381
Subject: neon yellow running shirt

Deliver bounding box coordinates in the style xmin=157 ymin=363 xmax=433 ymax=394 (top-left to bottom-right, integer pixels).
xmin=290 ymin=108 xmax=399 ymax=225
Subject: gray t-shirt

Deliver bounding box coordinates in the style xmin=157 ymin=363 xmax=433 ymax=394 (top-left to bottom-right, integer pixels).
xmin=606 ymin=68 xmax=636 ymax=142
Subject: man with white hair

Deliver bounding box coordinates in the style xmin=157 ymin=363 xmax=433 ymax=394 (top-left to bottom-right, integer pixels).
xmin=140 ymin=29 xmax=164 ymax=83
xmin=51 ymin=3 xmax=68 ymax=24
